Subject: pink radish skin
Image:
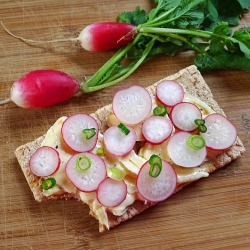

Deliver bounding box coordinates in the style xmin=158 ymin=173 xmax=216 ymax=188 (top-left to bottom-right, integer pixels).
xmin=156 ymin=80 xmax=184 ymax=107
xmin=112 ymin=85 xmax=152 ymax=125
xmin=65 ymin=152 xmax=106 ymax=192
xmin=167 ymin=131 xmax=207 ymax=168
xmin=8 ymin=70 xmax=80 ymax=108
xmin=1 ymin=21 xmax=135 ymax=53
xmin=97 ymin=178 xmax=127 ymax=207
xmin=103 ymin=125 xmax=136 ymax=156
xmin=136 ymin=160 xmax=177 ymax=202
xmin=78 ymin=22 xmax=135 ymax=52
xmin=142 ymin=116 xmax=173 ymax=144
xmin=62 ymin=114 xmax=99 ymax=152
xmin=170 ymin=102 xmax=202 ymax=131
xmin=29 ymin=146 xmax=60 ymax=177
xmin=201 ymin=113 xmax=237 ymax=150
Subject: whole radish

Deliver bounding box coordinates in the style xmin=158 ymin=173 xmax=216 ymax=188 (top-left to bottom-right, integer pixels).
xmin=1 ymin=21 xmax=136 ymax=52
xmin=0 ymin=70 xmax=80 ymax=108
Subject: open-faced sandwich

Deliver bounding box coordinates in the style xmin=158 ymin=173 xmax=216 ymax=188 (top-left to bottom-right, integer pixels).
xmin=15 ymin=65 xmax=245 ymax=232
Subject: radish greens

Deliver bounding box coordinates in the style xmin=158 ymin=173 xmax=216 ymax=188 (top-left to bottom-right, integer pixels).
xmin=82 ymin=0 xmax=250 ymax=92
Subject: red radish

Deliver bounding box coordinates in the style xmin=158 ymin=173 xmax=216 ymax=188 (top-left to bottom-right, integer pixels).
xmin=112 ymin=85 xmax=152 ymax=125
xmin=142 ymin=116 xmax=173 ymax=144
xmin=136 ymin=159 xmax=177 ymax=202
xmin=0 ymin=70 xmax=80 ymax=108
xmin=65 ymin=152 xmax=106 ymax=192
xmin=200 ymin=113 xmax=237 ymax=150
xmin=167 ymin=131 xmax=207 ymax=167
xmin=62 ymin=114 xmax=99 ymax=152
xmin=97 ymin=178 xmax=127 ymax=207
xmin=170 ymin=102 xmax=202 ymax=131
xmin=1 ymin=21 xmax=135 ymax=52
xmin=156 ymin=80 xmax=184 ymax=107
xmin=29 ymin=146 xmax=60 ymax=177
xmin=103 ymin=125 xmax=136 ymax=156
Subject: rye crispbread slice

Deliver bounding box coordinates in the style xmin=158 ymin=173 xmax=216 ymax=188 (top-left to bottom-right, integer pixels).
xmin=15 ymin=65 xmax=245 ymax=232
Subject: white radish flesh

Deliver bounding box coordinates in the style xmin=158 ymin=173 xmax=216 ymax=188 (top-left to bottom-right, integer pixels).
xmin=201 ymin=113 xmax=237 ymax=150
xmin=170 ymin=102 xmax=202 ymax=131
xmin=136 ymin=160 xmax=177 ymax=202
xmin=167 ymin=131 xmax=207 ymax=167
xmin=142 ymin=116 xmax=173 ymax=144
xmin=156 ymin=80 xmax=184 ymax=107
xmin=61 ymin=114 xmax=99 ymax=152
xmin=29 ymin=146 xmax=60 ymax=177
xmin=65 ymin=152 xmax=106 ymax=192
xmin=97 ymin=178 xmax=127 ymax=207
xmin=112 ymin=85 xmax=152 ymax=125
xmin=103 ymin=125 xmax=136 ymax=156
xmin=2 ymin=70 xmax=80 ymax=108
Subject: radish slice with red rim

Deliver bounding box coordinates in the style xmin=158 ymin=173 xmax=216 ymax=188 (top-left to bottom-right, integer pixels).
xmin=200 ymin=113 xmax=237 ymax=150
xmin=142 ymin=116 xmax=173 ymax=144
xmin=112 ymin=85 xmax=152 ymax=125
xmin=61 ymin=114 xmax=99 ymax=152
xmin=156 ymin=80 xmax=184 ymax=107
xmin=103 ymin=125 xmax=136 ymax=156
xmin=65 ymin=152 xmax=106 ymax=192
xmin=29 ymin=146 xmax=60 ymax=177
xmin=97 ymin=178 xmax=127 ymax=207
xmin=170 ymin=102 xmax=202 ymax=131
xmin=136 ymin=159 xmax=177 ymax=202
xmin=167 ymin=131 xmax=207 ymax=167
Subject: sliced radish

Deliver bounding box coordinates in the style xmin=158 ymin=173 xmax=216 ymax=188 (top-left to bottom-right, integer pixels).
xmin=170 ymin=102 xmax=202 ymax=131
xmin=156 ymin=80 xmax=184 ymax=107
xmin=142 ymin=116 xmax=173 ymax=144
xmin=167 ymin=131 xmax=207 ymax=167
xmin=61 ymin=114 xmax=99 ymax=152
xmin=103 ymin=125 xmax=136 ymax=156
xmin=136 ymin=159 xmax=177 ymax=202
xmin=201 ymin=113 xmax=237 ymax=150
xmin=65 ymin=152 xmax=106 ymax=192
xmin=112 ymin=85 xmax=152 ymax=125
xmin=97 ymin=178 xmax=127 ymax=207
xmin=29 ymin=146 xmax=60 ymax=177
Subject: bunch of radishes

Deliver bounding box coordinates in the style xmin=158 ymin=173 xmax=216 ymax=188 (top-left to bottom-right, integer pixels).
xmin=0 ymin=22 xmax=136 ymax=108
xmin=29 ymin=81 xmax=237 ymax=206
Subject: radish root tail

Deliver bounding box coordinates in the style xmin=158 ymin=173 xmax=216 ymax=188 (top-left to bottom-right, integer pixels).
xmin=1 ymin=21 xmax=78 ymax=44
xmin=0 ymin=98 xmax=11 ymax=105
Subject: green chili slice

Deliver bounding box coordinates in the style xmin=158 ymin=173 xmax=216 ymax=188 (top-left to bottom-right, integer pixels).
xmin=42 ymin=177 xmax=56 ymax=190
xmin=149 ymin=154 xmax=162 ymax=178
xmin=187 ymin=135 xmax=206 ymax=150
xmin=118 ymin=123 xmax=130 ymax=135
xmin=107 ymin=167 xmax=126 ymax=181
xmin=76 ymin=154 xmax=91 ymax=172
xmin=96 ymin=147 xmax=104 ymax=155
xmin=153 ymin=105 xmax=167 ymax=116
xmin=194 ymin=119 xmax=207 ymax=133
xmin=82 ymin=128 xmax=96 ymax=139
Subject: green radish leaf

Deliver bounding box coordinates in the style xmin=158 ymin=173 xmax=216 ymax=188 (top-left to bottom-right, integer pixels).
xmin=118 ymin=6 xmax=147 ymax=26
xmin=231 ymin=28 xmax=250 ymax=58
xmin=195 ymin=49 xmax=250 ymax=72
xmin=207 ymin=0 xmax=218 ymax=19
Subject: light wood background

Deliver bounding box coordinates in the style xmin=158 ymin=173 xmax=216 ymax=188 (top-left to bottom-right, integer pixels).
xmin=0 ymin=1 xmax=250 ymax=249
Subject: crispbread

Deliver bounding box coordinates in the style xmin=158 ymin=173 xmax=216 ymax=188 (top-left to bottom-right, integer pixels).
xmin=15 ymin=65 xmax=245 ymax=232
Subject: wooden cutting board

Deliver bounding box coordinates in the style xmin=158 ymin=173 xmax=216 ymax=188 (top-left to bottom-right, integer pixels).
xmin=1 ymin=1 xmax=250 ymax=249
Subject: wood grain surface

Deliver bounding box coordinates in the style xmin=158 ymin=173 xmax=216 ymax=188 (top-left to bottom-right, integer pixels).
xmin=0 ymin=1 xmax=250 ymax=249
